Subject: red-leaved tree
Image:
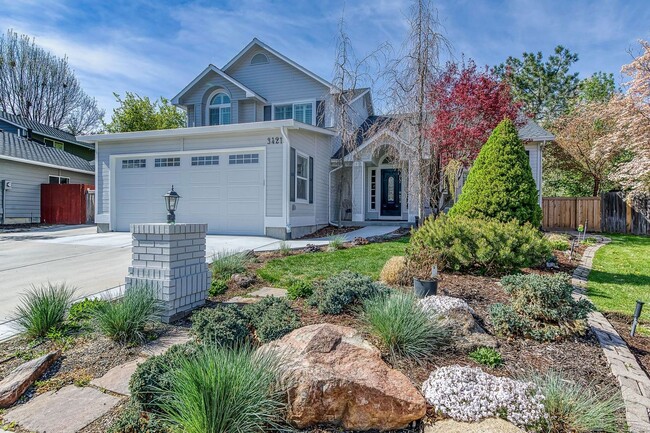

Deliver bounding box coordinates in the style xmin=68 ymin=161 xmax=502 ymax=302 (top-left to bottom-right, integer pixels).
xmin=428 ymin=60 xmax=522 ymax=167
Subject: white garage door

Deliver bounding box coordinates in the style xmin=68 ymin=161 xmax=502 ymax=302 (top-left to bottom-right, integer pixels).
xmin=114 ymin=151 xmax=265 ymax=235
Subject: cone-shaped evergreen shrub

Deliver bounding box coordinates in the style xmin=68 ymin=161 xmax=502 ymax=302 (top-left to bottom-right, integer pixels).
xmin=449 ymin=119 xmax=542 ymax=226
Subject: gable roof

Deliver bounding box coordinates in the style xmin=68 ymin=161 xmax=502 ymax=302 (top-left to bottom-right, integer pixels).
xmin=0 ymin=111 xmax=94 ymax=150
xmin=0 ymin=132 xmax=94 ymax=174
xmin=518 ymin=118 xmax=555 ymax=141
xmin=223 ymin=38 xmax=332 ymax=89
xmin=171 ymin=64 xmax=267 ymax=105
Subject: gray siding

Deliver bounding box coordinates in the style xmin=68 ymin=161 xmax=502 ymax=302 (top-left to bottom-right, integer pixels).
xmin=0 ymin=159 xmax=94 ymax=222
xmin=177 ymin=71 xmax=246 ymax=126
xmin=288 ymin=129 xmax=331 ymax=226
xmin=348 ymin=94 xmax=369 ymax=129
xmin=239 ymin=100 xmax=257 ymax=123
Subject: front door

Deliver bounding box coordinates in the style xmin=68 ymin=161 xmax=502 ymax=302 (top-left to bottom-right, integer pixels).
xmin=380 ymin=169 xmax=401 ymax=217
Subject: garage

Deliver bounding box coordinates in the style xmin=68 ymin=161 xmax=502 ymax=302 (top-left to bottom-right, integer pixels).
xmin=114 ymin=150 xmax=265 ymax=235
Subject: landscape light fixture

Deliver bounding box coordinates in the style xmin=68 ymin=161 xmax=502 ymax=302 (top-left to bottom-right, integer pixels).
xmin=163 ymin=185 xmax=181 ymax=224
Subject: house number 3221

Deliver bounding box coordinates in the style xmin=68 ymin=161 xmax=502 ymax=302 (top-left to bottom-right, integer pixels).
xmin=267 ymin=136 xmax=283 ymax=144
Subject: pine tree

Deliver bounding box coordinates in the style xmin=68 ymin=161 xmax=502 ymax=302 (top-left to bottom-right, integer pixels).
xmin=449 ymin=119 xmax=542 ymax=226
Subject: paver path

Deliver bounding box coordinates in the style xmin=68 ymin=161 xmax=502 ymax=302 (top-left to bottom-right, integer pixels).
xmin=4 ymin=328 xmax=190 ymax=432
xmin=572 ymin=239 xmax=650 ymax=433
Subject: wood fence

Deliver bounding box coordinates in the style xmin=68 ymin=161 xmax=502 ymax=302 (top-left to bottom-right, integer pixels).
xmin=542 ymin=197 xmax=601 ymax=232
xmin=543 ymin=193 xmax=650 ymax=235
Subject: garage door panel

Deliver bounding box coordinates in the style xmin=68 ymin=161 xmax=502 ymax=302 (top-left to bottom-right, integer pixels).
xmin=115 ymin=152 xmax=265 ymax=235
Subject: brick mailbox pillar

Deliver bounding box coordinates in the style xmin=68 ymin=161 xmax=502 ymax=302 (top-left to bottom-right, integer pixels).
xmin=125 ymin=223 xmax=210 ymax=323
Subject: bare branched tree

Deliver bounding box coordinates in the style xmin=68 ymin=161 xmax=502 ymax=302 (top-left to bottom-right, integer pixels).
xmin=0 ymin=30 xmax=103 ymax=134
xmin=330 ymin=12 xmax=390 ymax=223
xmin=64 ymin=94 xmax=105 ymax=135
xmin=384 ymin=0 xmax=451 ymax=221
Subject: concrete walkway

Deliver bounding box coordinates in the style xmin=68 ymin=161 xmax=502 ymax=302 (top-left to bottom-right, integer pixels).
xmin=572 ymin=239 xmax=650 ymax=433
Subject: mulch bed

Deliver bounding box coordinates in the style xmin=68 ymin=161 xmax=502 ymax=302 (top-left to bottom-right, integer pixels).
xmin=297 ymin=225 xmax=358 ymax=239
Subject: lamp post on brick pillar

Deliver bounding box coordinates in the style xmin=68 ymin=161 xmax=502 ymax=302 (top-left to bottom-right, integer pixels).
xmin=163 ymin=186 xmax=181 ymax=224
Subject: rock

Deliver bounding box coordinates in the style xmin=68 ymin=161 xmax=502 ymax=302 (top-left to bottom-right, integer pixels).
xmin=4 ymin=385 xmax=120 ymax=433
xmin=140 ymin=327 xmax=191 ymax=357
xmin=90 ymin=357 xmax=147 ymax=395
xmin=248 ymin=287 xmax=287 ymax=298
xmin=425 ymin=418 xmax=525 ymax=433
xmin=419 ymin=296 xmax=497 ymax=351
xmin=261 ymin=323 xmax=425 ymax=431
xmin=230 ymin=273 xmax=256 ymax=288
xmin=352 ymin=237 xmax=369 ymax=245
xmin=304 ymin=243 xmax=322 ymax=253
xmin=0 ymin=350 xmax=60 ymax=408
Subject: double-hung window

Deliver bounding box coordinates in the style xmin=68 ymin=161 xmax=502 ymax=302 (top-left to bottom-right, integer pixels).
xmin=208 ymin=92 xmax=231 ymax=126
xmin=274 ymin=102 xmax=314 ymax=125
xmin=295 ymin=153 xmax=309 ymax=201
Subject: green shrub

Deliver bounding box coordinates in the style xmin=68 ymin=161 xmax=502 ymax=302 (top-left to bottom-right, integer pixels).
xmin=130 ymin=342 xmax=200 ymax=412
xmin=14 ymin=283 xmax=75 ymax=339
xmin=243 ymin=297 xmax=299 ymax=343
xmin=406 ymin=214 xmax=551 ymax=276
xmin=490 ymin=273 xmax=593 ymax=341
xmin=67 ymin=298 xmax=108 ymax=329
xmin=309 ymin=271 xmax=390 ymax=315
xmin=158 ymin=344 xmax=286 ymax=433
xmin=108 ymin=401 xmax=172 ymax=433
xmin=211 ymin=250 xmax=251 ymax=280
xmin=468 ymin=346 xmax=503 ymax=367
xmin=449 ymin=119 xmax=542 ymax=226
xmin=190 ymin=306 xmax=250 ymax=346
xmin=581 ymin=237 xmax=597 ymax=245
xmin=546 ymin=233 xmax=571 ymax=251
xmin=95 ymin=286 xmax=162 ymax=344
xmin=209 ymin=278 xmax=229 ymax=296
xmin=286 ymin=280 xmax=313 ymax=300
xmin=528 ymin=371 xmax=623 ymax=433
xmin=362 ymin=291 xmax=449 ymax=362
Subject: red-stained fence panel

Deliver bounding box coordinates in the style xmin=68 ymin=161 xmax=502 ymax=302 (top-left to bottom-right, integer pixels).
xmin=41 ymin=184 xmax=94 ymax=225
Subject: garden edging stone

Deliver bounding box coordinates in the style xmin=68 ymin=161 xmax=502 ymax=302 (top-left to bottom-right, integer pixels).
xmin=572 ymin=238 xmax=650 ymax=433
xmin=0 ymin=350 xmax=60 ymax=408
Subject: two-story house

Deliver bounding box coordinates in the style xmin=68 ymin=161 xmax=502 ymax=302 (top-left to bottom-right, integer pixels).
xmin=0 ymin=112 xmax=94 ymax=224
xmin=81 ymin=38 xmax=551 ymax=239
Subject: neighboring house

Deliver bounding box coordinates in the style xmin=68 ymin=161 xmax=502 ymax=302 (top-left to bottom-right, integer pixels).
xmin=0 ymin=111 xmax=95 ymax=161
xmin=80 ymin=38 xmax=552 ymax=239
xmin=0 ymin=132 xmax=94 ymax=224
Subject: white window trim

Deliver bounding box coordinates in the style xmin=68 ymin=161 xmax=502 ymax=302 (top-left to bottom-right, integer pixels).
xmin=49 ymin=175 xmax=70 ymax=184
xmin=272 ymin=100 xmax=316 ymax=126
xmin=295 ymin=151 xmax=310 ymax=203
xmin=206 ymin=89 xmax=232 ymax=126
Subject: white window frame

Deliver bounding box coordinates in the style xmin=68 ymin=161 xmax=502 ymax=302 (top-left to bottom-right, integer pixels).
xmin=272 ymin=100 xmax=316 ymax=125
xmin=295 ymin=151 xmax=310 ymax=203
xmin=206 ymin=90 xmax=232 ymax=126
xmin=49 ymin=175 xmax=70 ymax=184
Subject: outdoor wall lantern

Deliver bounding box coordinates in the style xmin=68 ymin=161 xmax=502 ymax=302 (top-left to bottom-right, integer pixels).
xmin=163 ymin=185 xmax=181 ymax=224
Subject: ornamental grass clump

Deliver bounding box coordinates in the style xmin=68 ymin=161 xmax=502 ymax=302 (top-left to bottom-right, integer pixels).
xmin=490 ymin=273 xmax=593 ymax=341
xmin=363 ymin=291 xmax=449 ymax=362
xmin=528 ymin=371 xmax=623 ymax=433
xmin=421 ymin=365 xmax=546 ymax=428
xmin=14 ymin=283 xmax=75 ymax=339
xmin=94 ymin=285 xmax=162 ymax=344
xmin=158 ymin=344 xmax=286 ymax=433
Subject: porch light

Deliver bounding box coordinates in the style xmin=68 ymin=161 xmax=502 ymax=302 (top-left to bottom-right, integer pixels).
xmin=163 ymin=185 xmax=181 ymax=224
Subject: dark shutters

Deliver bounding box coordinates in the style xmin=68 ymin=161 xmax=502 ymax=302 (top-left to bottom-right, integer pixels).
xmin=316 ymin=100 xmax=325 ymax=127
xmin=309 ymin=156 xmax=314 ymax=204
xmin=264 ymin=105 xmax=272 ymax=121
xmin=290 ymin=147 xmax=296 ymax=202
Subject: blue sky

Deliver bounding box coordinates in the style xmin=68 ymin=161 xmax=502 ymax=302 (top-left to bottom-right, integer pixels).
xmin=1 ymin=0 xmax=648 ymax=116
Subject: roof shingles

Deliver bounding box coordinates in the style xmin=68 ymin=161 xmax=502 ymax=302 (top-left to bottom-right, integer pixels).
xmin=0 ymin=111 xmax=94 ymax=149
xmin=0 ymin=132 xmax=94 ymax=173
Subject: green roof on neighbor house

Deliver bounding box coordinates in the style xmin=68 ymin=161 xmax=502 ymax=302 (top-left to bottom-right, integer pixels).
xmin=0 ymin=132 xmax=94 ymax=173
xmin=0 ymin=111 xmax=95 ymax=150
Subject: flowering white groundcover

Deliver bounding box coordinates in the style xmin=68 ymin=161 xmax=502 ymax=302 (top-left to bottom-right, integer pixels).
xmin=419 ymin=295 xmax=475 ymax=317
xmin=422 ymin=365 xmax=546 ymax=428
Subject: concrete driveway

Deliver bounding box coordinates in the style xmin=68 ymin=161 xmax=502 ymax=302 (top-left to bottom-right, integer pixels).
xmin=0 ymin=225 xmax=327 ymax=324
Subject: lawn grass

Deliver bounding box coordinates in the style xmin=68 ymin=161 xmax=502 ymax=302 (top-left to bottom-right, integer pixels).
xmin=257 ymin=237 xmax=409 ymax=287
xmin=587 ymin=234 xmax=650 ymax=323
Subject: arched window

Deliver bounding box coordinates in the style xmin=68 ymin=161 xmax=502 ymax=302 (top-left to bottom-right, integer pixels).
xmin=208 ymin=91 xmax=231 ymax=126
xmin=251 ymin=53 xmax=269 ymax=65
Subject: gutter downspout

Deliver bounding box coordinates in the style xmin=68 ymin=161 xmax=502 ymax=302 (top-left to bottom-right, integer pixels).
xmin=0 ymin=180 xmax=5 ymax=225
xmin=329 ymin=164 xmax=343 ymax=227
xmin=280 ymin=126 xmax=291 ymax=238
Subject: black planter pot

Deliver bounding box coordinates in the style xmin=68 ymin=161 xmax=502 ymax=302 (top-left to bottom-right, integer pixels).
xmin=413 ymin=277 xmax=438 ymax=298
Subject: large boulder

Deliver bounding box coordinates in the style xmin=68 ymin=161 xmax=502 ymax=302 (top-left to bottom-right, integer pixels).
xmin=419 ymin=295 xmax=497 ymax=351
xmin=261 ymin=323 xmax=426 ymax=431
xmin=0 ymin=350 xmax=60 ymax=407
